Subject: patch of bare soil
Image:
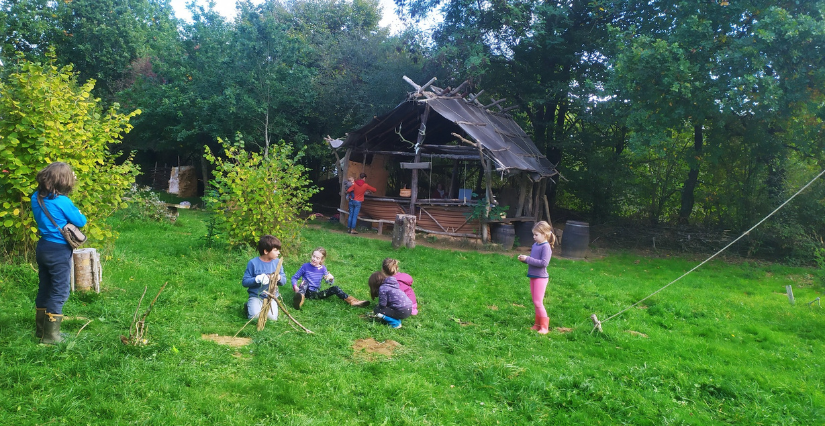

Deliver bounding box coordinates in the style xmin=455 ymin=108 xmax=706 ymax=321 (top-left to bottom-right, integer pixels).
xmin=555 ymin=327 xmax=574 ymax=333
xmin=202 ymin=334 xmax=251 ymax=347
xmin=352 ymin=338 xmax=401 ymax=360
xmin=625 ymin=330 xmax=649 ymax=338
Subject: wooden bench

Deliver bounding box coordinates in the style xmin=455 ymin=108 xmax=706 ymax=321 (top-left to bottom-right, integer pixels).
xmin=337 ymin=209 xmax=395 ymax=235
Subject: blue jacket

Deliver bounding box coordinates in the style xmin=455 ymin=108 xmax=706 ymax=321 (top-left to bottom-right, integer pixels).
xmin=31 ymin=191 xmax=87 ymax=245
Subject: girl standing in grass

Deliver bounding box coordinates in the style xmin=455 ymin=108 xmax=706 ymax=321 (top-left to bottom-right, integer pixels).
xmin=291 ymin=247 xmax=369 ymax=309
xmin=517 ymin=221 xmax=556 ymax=334
xmin=372 ymin=258 xmax=413 ymax=329
xmin=31 ymin=162 xmax=87 ymax=344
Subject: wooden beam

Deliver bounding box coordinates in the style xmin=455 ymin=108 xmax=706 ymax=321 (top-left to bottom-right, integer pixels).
xmin=483 ymin=98 xmax=507 ymax=109
xmin=400 ymin=162 xmax=432 ymax=169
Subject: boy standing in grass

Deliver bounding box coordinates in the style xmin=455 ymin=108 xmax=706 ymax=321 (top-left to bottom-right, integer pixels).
xmin=31 ymin=162 xmax=87 ymax=344
xmin=242 ymin=235 xmax=286 ymax=321
xmin=372 ymin=258 xmax=413 ymax=329
xmin=517 ymin=221 xmax=556 ymax=334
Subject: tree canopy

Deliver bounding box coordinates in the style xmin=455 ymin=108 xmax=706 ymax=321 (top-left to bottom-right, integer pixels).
xmin=3 ymin=0 xmax=825 ymax=261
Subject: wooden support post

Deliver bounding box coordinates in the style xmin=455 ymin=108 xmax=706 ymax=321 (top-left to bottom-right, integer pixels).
xmin=339 ymin=148 xmax=352 ymax=226
xmin=392 ymin=214 xmax=417 ymax=249
xmin=534 ymin=179 xmax=546 ymax=222
xmin=543 ymin=194 xmax=553 ymax=228
xmin=449 ymin=159 xmax=460 ymax=199
xmin=516 ymin=174 xmax=527 ymax=217
xmin=410 ymin=105 xmax=430 ymax=212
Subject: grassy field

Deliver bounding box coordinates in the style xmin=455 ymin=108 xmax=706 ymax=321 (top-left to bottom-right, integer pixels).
xmin=1 ymin=210 xmax=824 ymax=425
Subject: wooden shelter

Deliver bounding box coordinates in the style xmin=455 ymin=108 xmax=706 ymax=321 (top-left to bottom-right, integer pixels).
xmin=329 ymin=76 xmax=559 ymax=242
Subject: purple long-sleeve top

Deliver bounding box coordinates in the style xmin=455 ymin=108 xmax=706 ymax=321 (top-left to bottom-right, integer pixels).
xmin=291 ymin=262 xmax=331 ymax=292
xmin=524 ymin=241 xmax=552 ymax=278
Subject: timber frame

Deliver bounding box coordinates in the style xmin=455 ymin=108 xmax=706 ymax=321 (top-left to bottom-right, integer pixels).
xmin=328 ymin=76 xmax=560 ymax=242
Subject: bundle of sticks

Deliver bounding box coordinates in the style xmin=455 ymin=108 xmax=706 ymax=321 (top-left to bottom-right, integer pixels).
xmin=256 ymin=258 xmax=313 ymax=333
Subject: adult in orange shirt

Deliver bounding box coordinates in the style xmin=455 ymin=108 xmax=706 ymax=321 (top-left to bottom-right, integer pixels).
xmin=345 ymin=173 xmax=377 ymax=234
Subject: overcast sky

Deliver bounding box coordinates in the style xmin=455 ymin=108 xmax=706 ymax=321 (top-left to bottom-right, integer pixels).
xmin=169 ymin=0 xmax=408 ymax=32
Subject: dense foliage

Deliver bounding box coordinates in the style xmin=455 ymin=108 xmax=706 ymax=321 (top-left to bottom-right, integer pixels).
xmin=0 ymin=54 xmax=139 ymax=256
xmin=3 ymin=0 xmax=825 ymax=261
xmin=204 ymin=137 xmax=317 ymax=254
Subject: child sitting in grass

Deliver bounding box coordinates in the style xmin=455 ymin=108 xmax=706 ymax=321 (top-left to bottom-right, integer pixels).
xmin=371 ymin=258 xmax=413 ymax=329
xmin=291 ymin=247 xmax=369 ymax=310
xmin=241 ymin=235 xmax=286 ymax=321
xmin=369 ymin=268 xmax=418 ymax=316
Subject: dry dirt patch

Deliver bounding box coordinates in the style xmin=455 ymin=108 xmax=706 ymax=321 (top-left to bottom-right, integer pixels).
xmin=353 ymin=338 xmax=401 ymax=360
xmin=202 ymin=334 xmax=251 ymax=347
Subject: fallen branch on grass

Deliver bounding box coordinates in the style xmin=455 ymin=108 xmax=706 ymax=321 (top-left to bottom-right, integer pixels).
xmin=121 ymin=282 xmax=168 ymax=345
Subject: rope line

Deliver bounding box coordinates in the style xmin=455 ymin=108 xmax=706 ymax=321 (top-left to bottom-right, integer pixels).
xmin=597 ymin=167 xmax=825 ymax=327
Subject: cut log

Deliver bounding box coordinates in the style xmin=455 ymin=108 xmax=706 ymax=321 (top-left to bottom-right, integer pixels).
xmin=72 ymin=248 xmax=101 ymax=293
xmin=392 ymin=214 xmax=417 ymax=249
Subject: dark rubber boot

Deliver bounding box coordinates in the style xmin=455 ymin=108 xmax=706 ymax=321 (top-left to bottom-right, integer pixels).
xmin=41 ymin=312 xmax=64 ymax=345
xmin=36 ymin=308 xmax=47 ymax=339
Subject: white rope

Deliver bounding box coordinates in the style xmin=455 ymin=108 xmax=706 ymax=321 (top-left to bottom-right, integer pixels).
xmin=595 ymin=167 xmax=825 ymax=329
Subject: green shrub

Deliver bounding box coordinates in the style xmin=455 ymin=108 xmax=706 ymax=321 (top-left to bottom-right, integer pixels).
xmin=121 ymin=185 xmax=172 ymax=222
xmin=204 ymin=137 xmax=317 ymax=254
xmin=0 ymin=53 xmax=139 ymax=256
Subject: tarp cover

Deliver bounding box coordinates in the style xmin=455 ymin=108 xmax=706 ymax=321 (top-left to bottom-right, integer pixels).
xmin=341 ymin=97 xmax=557 ymax=179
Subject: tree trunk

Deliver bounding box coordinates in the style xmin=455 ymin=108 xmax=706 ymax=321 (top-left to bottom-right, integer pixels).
xmin=392 ymin=214 xmax=417 ymax=249
xmin=679 ymin=124 xmax=704 ymax=223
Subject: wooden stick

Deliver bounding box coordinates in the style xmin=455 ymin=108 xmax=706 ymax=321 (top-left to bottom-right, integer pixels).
xmin=75 ymin=319 xmax=93 ymax=338
xmin=274 ymin=296 xmax=314 ymax=334
xmin=590 ymin=314 xmax=603 ymax=333
xmin=234 ymin=316 xmax=257 ymax=338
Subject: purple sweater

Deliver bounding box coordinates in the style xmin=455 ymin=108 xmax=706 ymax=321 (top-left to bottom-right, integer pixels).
xmin=524 ymin=242 xmax=551 ymax=278
xmin=378 ymin=276 xmax=412 ymax=310
xmin=291 ymin=263 xmax=331 ymax=292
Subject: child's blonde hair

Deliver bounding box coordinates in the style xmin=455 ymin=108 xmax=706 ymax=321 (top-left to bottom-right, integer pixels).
xmin=532 ymin=221 xmax=556 ymax=246
xmin=36 ymin=162 xmax=76 ymax=197
xmin=368 ymin=270 xmax=386 ymax=299
xmin=382 ymin=258 xmax=399 ymax=276
xmin=312 ymin=247 xmax=327 ymax=264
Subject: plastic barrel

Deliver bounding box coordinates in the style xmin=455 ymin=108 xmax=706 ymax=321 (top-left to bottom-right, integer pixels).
xmin=492 ymin=224 xmax=516 ymax=250
xmin=514 ymin=221 xmax=535 ymax=247
xmin=560 ymin=221 xmax=589 ymax=259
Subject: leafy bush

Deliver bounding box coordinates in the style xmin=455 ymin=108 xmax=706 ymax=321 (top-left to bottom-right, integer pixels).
xmin=0 ymin=53 xmax=139 ymax=256
xmin=204 ymin=137 xmax=318 ymax=254
xmin=121 ymin=185 xmax=171 ymax=222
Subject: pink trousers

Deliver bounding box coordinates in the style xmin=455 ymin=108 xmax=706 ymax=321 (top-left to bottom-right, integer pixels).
xmin=529 ymin=277 xmax=548 ymax=318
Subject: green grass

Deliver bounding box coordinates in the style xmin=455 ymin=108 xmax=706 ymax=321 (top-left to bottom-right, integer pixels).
xmin=1 ymin=210 xmax=824 ymax=425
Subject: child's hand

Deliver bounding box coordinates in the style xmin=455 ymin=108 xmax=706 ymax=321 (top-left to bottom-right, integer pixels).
xmin=293 ymin=285 xmax=299 ymax=293
xmin=517 ymin=255 xmax=527 ymax=262
xmin=324 ymin=273 xmax=334 ymax=282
